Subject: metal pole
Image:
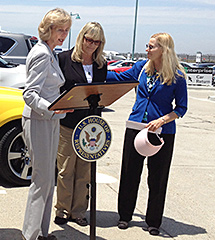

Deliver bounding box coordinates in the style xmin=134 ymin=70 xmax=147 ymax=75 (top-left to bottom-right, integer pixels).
xmin=68 ymin=12 xmax=72 ymax=49
xmin=87 ymin=96 xmax=99 ymax=240
xmin=68 ymin=28 xmax=71 ymax=50
xmin=132 ymin=0 xmax=139 ymax=60
xmin=90 ymin=161 xmax=96 ymax=240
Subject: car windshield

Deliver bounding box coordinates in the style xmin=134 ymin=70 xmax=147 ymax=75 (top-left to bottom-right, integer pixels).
xmin=109 ymin=60 xmax=123 ymax=66
xmin=180 ymin=62 xmax=195 ymax=68
xmin=198 ymin=63 xmax=214 ymax=68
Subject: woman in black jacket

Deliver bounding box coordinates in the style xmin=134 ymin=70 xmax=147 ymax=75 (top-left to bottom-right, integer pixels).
xmin=54 ymin=22 xmax=107 ymax=226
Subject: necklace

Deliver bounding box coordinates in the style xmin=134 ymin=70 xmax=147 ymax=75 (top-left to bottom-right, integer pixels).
xmin=83 ymin=64 xmax=93 ymax=83
xmin=147 ymin=71 xmax=160 ymax=92
xmin=83 ymin=64 xmax=92 ymax=76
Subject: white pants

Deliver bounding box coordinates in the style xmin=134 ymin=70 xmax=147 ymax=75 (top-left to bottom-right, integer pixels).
xmin=22 ymin=117 xmax=59 ymax=240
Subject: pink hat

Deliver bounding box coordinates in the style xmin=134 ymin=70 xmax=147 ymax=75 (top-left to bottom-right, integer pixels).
xmin=134 ymin=128 xmax=164 ymax=156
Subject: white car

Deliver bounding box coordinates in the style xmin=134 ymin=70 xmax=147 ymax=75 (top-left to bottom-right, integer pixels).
xmin=0 ymin=31 xmax=38 ymax=64
xmin=0 ymin=57 xmax=26 ymax=89
xmin=108 ymin=60 xmax=136 ymax=70
xmin=180 ymin=61 xmax=196 ymax=69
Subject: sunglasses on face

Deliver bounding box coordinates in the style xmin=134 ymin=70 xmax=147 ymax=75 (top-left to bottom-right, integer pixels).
xmin=84 ymin=36 xmax=101 ymax=46
xmin=146 ymin=43 xmax=161 ymax=50
xmin=146 ymin=44 xmax=156 ymax=50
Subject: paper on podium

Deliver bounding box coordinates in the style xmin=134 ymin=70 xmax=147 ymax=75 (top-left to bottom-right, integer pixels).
xmin=48 ymin=81 xmax=139 ymax=111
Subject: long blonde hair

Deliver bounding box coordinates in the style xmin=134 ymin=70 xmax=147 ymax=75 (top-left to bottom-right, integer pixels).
xmin=72 ymin=22 xmax=106 ymax=68
xmin=38 ymin=8 xmax=72 ymax=41
xmin=145 ymin=33 xmax=186 ymax=85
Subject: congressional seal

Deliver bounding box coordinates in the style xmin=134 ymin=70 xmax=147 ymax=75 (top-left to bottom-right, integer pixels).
xmin=72 ymin=115 xmax=112 ymax=161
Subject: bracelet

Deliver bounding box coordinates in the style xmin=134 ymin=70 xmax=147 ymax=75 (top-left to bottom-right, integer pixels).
xmin=161 ymin=116 xmax=167 ymax=124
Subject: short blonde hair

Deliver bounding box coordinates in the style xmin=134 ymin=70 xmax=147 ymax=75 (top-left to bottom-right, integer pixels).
xmin=145 ymin=33 xmax=186 ymax=85
xmin=72 ymin=22 xmax=106 ymax=68
xmin=38 ymin=8 xmax=72 ymax=41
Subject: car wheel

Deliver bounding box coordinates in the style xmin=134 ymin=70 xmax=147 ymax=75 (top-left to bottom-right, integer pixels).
xmin=0 ymin=125 xmax=31 ymax=186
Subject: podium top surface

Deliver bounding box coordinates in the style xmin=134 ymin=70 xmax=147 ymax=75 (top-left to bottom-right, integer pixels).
xmin=48 ymin=81 xmax=138 ymax=111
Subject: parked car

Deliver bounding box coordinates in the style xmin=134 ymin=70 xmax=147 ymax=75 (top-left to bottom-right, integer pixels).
xmin=212 ymin=65 xmax=215 ymax=86
xmin=108 ymin=60 xmax=136 ymax=70
xmin=0 ymin=31 xmax=38 ymax=64
xmin=110 ymin=66 xmax=132 ymax=73
xmin=0 ymin=86 xmax=31 ymax=186
xmin=0 ymin=56 xmax=26 ymax=89
xmin=193 ymin=62 xmax=215 ymax=68
xmin=180 ymin=61 xmax=196 ymax=69
xmin=107 ymin=60 xmax=118 ymax=65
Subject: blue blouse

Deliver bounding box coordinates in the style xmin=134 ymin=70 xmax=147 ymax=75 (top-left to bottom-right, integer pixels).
xmin=106 ymin=60 xmax=188 ymax=134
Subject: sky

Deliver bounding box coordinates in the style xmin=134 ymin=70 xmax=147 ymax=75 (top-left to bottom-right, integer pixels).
xmin=0 ymin=0 xmax=215 ymax=55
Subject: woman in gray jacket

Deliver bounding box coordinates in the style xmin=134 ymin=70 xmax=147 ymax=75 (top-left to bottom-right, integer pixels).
xmin=22 ymin=8 xmax=72 ymax=240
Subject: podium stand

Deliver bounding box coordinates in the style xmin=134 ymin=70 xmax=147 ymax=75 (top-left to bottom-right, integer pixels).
xmin=49 ymin=81 xmax=138 ymax=239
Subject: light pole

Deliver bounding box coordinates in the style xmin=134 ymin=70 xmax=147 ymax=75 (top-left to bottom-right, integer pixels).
xmin=68 ymin=12 xmax=81 ymax=49
xmin=132 ymin=0 xmax=139 ymax=60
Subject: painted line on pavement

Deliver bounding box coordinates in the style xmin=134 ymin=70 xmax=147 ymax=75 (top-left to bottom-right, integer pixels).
xmin=189 ymin=96 xmax=215 ymax=103
xmin=96 ymin=172 xmax=117 ymax=183
xmin=0 ymin=190 xmax=7 ymax=194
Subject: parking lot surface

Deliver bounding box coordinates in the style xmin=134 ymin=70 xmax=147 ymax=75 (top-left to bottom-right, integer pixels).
xmin=0 ymin=86 xmax=215 ymax=240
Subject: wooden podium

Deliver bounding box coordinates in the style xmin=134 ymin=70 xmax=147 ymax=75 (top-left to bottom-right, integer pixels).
xmin=49 ymin=81 xmax=138 ymax=239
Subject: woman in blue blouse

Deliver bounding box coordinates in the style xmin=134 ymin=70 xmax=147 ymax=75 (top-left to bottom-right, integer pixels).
xmin=106 ymin=33 xmax=188 ymax=236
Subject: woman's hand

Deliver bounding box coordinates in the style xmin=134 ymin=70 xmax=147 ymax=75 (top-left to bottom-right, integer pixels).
xmin=145 ymin=119 xmax=163 ymax=132
xmin=54 ymin=109 xmax=74 ymax=114
xmin=145 ymin=111 xmax=179 ymax=132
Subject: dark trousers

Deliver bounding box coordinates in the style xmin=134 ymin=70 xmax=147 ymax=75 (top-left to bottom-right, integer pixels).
xmin=118 ymin=128 xmax=175 ymax=228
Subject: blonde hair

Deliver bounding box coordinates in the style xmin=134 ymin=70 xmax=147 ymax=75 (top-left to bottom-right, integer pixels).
xmin=38 ymin=8 xmax=72 ymax=41
xmin=145 ymin=33 xmax=186 ymax=85
xmin=72 ymin=22 xmax=106 ymax=68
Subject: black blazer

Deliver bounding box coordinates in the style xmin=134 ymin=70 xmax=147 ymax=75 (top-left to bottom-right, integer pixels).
xmin=58 ymin=48 xmax=107 ymax=129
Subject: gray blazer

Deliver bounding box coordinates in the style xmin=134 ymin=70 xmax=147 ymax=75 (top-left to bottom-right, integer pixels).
xmin=22 ymin=40 xmax=65 ymax=120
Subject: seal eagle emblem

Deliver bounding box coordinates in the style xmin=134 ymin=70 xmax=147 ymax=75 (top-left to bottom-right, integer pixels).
xmin=72 ymin=116 xmax=112 ymax=161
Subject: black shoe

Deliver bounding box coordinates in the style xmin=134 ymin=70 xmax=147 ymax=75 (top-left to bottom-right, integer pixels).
xmin=117 ymin=221 xmax=129 ymax=230
xmin=38 ymin=235 xmax=57 ymax=240
xmin=68 ymin=217 xmax=88 ymax=226
xmin=54 ymin=216 xmax=68 ymax=225
xmin=148 ymin=226 xmax=160 ymax=236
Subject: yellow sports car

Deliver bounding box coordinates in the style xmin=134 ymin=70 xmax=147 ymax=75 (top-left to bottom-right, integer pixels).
xmin=0 ymin=86 xmax=31 ymax=186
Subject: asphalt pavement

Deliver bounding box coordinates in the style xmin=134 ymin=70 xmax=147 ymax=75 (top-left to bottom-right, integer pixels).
xmin=0 ymin=86 xmax=215 ymax=240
